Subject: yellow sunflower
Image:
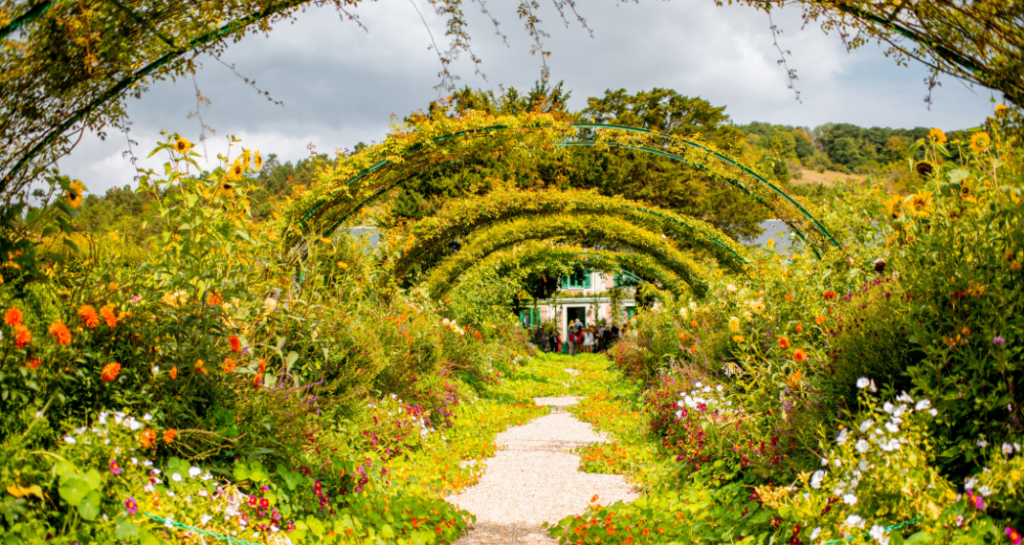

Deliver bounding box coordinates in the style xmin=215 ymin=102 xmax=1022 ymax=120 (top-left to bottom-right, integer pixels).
xmin=240 ymin=149 xmax=251 ymax=169
xmin=227 ymin=161 xmax=244 ymax=181
xmin=995 ymin=104 xmax=1009 ymax=117
xmin=928 ymin=127 xmax=947 ymax=144
xmin=253 ymin=150 xmax=263 ymax=171
xmin=174 ymin=137 xmax=192 ymax=154
xmin=970 ymin=132 xmax=990 ymax=152
xmin=66 ymin=180 xmax=85 ymax=209
xmin=220 ymin=179 xmax=235 ymax=196
xmin=907 ymin=192 xmax=933 ymax=217
xmin=885 ymin=194 xmax=903 ymax=219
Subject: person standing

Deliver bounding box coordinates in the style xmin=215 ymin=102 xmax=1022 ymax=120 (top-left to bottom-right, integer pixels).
xmin=567 ymin=326 xmax=576 ymax=356
xmin=597 ymin=323 xmax=606 ymax=352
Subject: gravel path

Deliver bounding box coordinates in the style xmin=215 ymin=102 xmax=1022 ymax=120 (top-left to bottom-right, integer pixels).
xmin=447 ymin=396 xmax=639 ymax=544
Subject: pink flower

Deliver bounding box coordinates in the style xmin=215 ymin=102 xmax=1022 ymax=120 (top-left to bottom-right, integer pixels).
xmin=967 ymin=490 xmax=985 ymax=511
xmin=1007 ymin=527 xmax=1022 ymax=545
xmin=125 ymin=497 xmax=137 ymax=515
xmin=109 ymin=459 xmax=122 ymax=476
xmin=248 ymin=495 xmax=258 ymax=507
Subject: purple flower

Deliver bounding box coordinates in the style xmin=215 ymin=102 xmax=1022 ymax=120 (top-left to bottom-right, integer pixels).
xmin=967 ymin=490 xmax=985 ymax=511
xmin=110 ymin=459 xmax=122 ymax=476
xmin=125 ymin=497 xmax=138 ymax=515
xmin=994 ymin=336 xmax=1006 ymax=347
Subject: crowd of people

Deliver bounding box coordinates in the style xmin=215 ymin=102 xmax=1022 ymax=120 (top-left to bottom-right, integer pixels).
xmin=531 ymin=319 xmax=626 ymax=355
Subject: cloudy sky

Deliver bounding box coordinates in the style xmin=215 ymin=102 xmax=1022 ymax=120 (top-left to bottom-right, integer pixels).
xmin=59 ymin=0 xmax=1000 ymax=195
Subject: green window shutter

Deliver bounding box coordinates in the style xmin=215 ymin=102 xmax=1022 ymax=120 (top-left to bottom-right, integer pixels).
xmin=583 ymin=271 xmax=591 ymax=289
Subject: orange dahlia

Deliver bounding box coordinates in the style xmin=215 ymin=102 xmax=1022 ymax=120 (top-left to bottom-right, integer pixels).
xmin=78 ymin=305 xmax=100 ymax=328
xmin=793 ymin=348 xmax=808 ymax=362
xmin=14 ymin=324 xmax=31 ymax=348
xmin=222 ymin=358 xmax=237 ymax=373
xmin=100 ymin=362 xmax=121 ymax=383
xmin=778 ymin=337 xmax=791 ymax=349
xmin=228 ymin=336 xmax=242 ymax=353
xmin=139 ymin=429 xmax=157 ymax=449
xmin=3 ymin=306 xmax=22 ymax=326
xmin=100 ymin=304 xmax=117 ymax=328
xmin=48 ymin=321 xmax=71 ymax=345
xmin=163 ymin=429 xmax=177 ymax=444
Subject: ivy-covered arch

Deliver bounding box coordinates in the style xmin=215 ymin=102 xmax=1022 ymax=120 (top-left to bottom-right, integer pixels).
xmin=420 ymin=213 xmax=711 ymax=299
xmin=436 ymin=240 xmax=688 ymax=300
xmin=385 ymin=188 xmax=748 ymax=284
xmin=289 ymin=110 xmax=839 ymax=255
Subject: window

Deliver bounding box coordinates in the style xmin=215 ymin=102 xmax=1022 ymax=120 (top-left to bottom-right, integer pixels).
xmin=613 ymin=272 xmax=640 ymax=288
xmin=519 ymin=308 xmax=540 ymax=327
xmin=561 ymin=268 xmax=591 ymax=289
xmin=625 ymin=306 xmax=637 ymax=320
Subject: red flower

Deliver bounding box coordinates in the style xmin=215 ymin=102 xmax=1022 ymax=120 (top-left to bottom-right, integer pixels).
xmin=793 ymin=349 xmax=808 ymax=362
xmin=475 ymin=331 xmax=482 ymax=340
xmin=824 ymin=291 xmax=837 ymax=300
xmin=25 ymin=358 xmax=40 ymax=370
xmin=3 ymin=306 xmax=23 ymax=326
xmin=778 ymin=337 xmax=791 ymax=349
xmin=170 ymin=366 xmax=178 ymax=380
xmin=228 ymin=336 xmax=242 ymax=352
xmin=795 ymin=323 xmax=803 ymax=334
xmin=100 ymin=305 xmax=117 ymax=328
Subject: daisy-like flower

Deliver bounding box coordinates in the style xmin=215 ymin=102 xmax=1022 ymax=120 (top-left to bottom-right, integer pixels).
xmin=856 ymin=377 xmax=871 ymax=389
xmin=855 ymin=439 xmax=870 ymax=453
xmin=845 ymin=514 xmax=864 ymax=528
xmin=109 ymin=459 xmax=122 ymax=475
xmin=810 ymin=470 xmax=826 ymax=489
xmin=124 ymin=497 xmax=138 ymax=515
xmin=175 ymin=137 xmax=192 ymax=154
xmin=1006 ymin=527 xmax=1022 ymax=545
xmin=970 ymin=131 xmax=990 ymax=152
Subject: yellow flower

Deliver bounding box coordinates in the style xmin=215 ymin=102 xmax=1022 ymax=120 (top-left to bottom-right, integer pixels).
xmin=928 ymin=127 xmax=947 ymax=144
xmin=66 ymin=180 xmax=85 ymax=209
xmin=907 ymin=192 xmax=933 ymax=217
xmin=970 ymin=132 xmax=990 ymax=152
xmin=732 ymin=335 xmax=745 ymax=343
xmin=337 ymin=261 xmax=348 ymax=269
xmin=240 ymin=149 xmax=251 ymax=169
xmin=995 ymin=104 xmax=1009 ymax=117
xmin=728 ymin=316 xmax=740 ymax=333
xmin=174 ymin=137 xmax=192 ymax=154
xmin=1006 ymin=250 xmax=1016 ymax=262
xmin=885 ymin=194 xmax=903 ymax=219
xmin=1012 ymin=261 xmax=1022 ymax=273
xmin=227 ymin=161 xmax=245 ymax=181
xmin=253 ymin=150 xmax=263 ymax=171
xmin=766 ymin=238 xmax=775 ymax=250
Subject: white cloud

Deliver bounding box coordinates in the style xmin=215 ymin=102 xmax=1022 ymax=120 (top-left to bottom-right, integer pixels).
xmin=56 ymin=0 xmax=997 ymax=195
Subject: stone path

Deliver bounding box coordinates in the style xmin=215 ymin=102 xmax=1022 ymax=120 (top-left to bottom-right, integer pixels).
xmin=447 ymin=396 xmax=638 ymax=544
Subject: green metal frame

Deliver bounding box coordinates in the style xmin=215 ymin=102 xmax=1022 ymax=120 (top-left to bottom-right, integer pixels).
xmin=296 ymin=122 xmax=839 ymax=256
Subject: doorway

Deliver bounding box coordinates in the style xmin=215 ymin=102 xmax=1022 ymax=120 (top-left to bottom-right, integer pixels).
xmin=567 ymin=306 xmax=587 ymax=331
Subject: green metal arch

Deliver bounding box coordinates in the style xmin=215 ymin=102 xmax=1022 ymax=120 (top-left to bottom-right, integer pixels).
xmin=295 ymin=122 xmax=839 ymax=256
xmin=422 ymin=213 xmax=712 ymax=299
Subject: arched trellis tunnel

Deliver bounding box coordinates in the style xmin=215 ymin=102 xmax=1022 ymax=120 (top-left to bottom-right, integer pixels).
xmin=437 ymin=240 xmax=689 ymax=301
xmin=288 ymin=112 xmax=840 ymax=260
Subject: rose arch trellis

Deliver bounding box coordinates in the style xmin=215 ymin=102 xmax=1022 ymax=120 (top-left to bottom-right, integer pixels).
xmin=286 ymin=112 xmax=839 ymax=260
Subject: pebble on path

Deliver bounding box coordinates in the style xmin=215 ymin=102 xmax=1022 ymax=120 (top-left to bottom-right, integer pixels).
xmin=447 ymin=396 xmax=639 ymax=544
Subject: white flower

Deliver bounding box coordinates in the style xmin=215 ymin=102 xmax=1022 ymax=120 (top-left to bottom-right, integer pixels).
xmin=842 ymin=493 xmax=858 ymax=505
xmin=896 ymin=391 xmax=914 ymax=403
xmin=915 ymin=399 xmax=931 ymax=410
xmin=855 ymin=439 xmax=870 ymax=453
xmin=63 ymin=435 xmax=76 ymax=445
xmin=836 ymin=429 xmax=849 ymax=444
xmin=859 ymin=460 xmax=870 ymax=471
xmin=151 ymin=365 xmax=160 ymax=376
xmin=716 ymin=385 xmax=723 ymax=392
xmin=679 ymin=307 xmax=688 ymax=318
xmin=198 ymin=489 xmax=208 ymax=497
xmin=189 ymin=467 xmax=202 ymax=478
xmin=810 ymin=470 xmax=826 ymax=489
xmin=859 ymin=419 xmax=875 ymax=432
xmin=152 ymin=468 xmax=162 ymax=475
xmin=130 ymin=457 xmax=138 ymax=465
xmin=884 ymin=422 xmax=900 ymax=434
xmin=695 ymin=381 xmax=703 ymax=388
xmin=167 ymin=490 xmax=175 ymax=497
xmin=821 ymin=458 xmax=829 ymax=466
xmin=869 ymin=524 xmax=887 ymax=543
xmin=977 ymin=439 xmax=988 ymax=448
xmin=126 ymin=417 xmax=143 ymax=431
xmin=201 ymin=515 xmax=212 ymax=525
xmin=893 ymin=404 xmax=907 ymax=418
xmin=726 ymin=284 xmax=738 ymax=293
xmin=1015 ymin=443 xmax=1022 ymax=452
xmin=845 ymin=514 xmax=864 ymax=528
xmin=978 ymin=485 xmax=992 ymax=497
xmin=964 ymin=477 xmax=977 ymax=490
xmin=164 ymin=515 xmax=175 ymax=528
xmin=810 ymin=527 xmax=822 ymax=540
xmin=144 ymin=483 xmax=155 ymax=494
xmin=883 ymin=402 xmax=895 ymax=414
xmin=98 ymin=411 xmax=109 ymax=425
xmin=929 ymin=408 xmax=938 ymax=417
xmin=833 ymin=459 xmax=842 ymax=468
xmin=856 ymin=377 xmax=870 ymax=389
xmin=201 ymin=472 xmax=214 ymax=481
xmin=74 ymin=426 xmax=86 ymax=435
xmin=1002 ymin=443 xmax=1014 ymax=455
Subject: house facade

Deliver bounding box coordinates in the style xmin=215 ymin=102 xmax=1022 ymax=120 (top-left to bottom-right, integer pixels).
xmin=518 ymin=269 xmax=638 ymax=341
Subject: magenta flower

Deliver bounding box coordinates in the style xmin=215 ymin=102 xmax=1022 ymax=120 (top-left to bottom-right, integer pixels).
xmin=967 ymin=490 xmax=985 ymax=510
xmin=1006 ymin=527 xmax=1022 ymax=545
xmin=124 ymin=497 xmax=137 ymax=515
xmin=248 ymin=495 xmax=258 ymax=507
xmin=994 ymin=336 xmax=1006 ymax=347
xmin=109 ymin=459 xmax=122 ymax=476
xmin=259 ymin=497 xmax=270 ymax=509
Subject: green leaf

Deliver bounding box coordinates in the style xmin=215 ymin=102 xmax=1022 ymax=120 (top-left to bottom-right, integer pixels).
xmin=116 ymin=516 xmax=140 ymax=539
xmin=285 ymin=351 xmax=299 ymax=371
xmin=306 ymin=515 xmax=324 ymax=537
xmin=58 ymin=476 xmax=90 ymax=507
xmin=380 ymin=524 xmax=395 ymax=538
xmin=906 ymin=531 xmax=933 ymax=544
xmin=232 ymin=462 xmax=251 ymax=482
xmin=77 ymin=490 xmax=101 ymax=520
xmin=82 ymin=469 xmax=103 ymax=490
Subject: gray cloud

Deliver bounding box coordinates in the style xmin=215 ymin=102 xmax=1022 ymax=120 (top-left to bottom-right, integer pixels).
xmin=57 ymin=0 xmax=998 ymax=195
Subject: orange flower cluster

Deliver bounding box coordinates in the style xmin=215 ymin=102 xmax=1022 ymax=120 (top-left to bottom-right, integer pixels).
xmin=163 ymin=429 xmax=177 ymax=444
xmin=228 ymin=336 xmax=242 ymax=353
xmin=139 ymin=429 xmax=157 ymax=449
xmin=194 ymin=359 xmax=209 ymax=376
xmin=778 ymin=337 xmax=791 ymax=349
xmin=14 ymin=324 xmax=31 ymax=348
xmin=48 ymin=321 xmax=72 ymax=345
xmin=100 ymin=362 xmax=121 ymax=382
xmin=4 ymin=306 xmax=22 ymax=326
xmin=25 ymin=358 xmax=40 ymax=370
xmin=222 ymin=358 xmax=237 ymax=373
xmin=100 ymin=304 xmax=117 ymax=328
xmin=793 ymin=348 xmax=808 ymax=362
xmin=170 ymin=366 xmax=178 ymax=380
xmin=79 ymin=305 xmax=100 ymax=328
xmin=206 ymin=292 xmax=222 ymax=306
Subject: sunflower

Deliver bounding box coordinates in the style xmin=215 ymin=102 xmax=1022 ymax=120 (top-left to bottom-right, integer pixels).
xmin=907 ymin=192 xmax=933 ymax=217
xmin=915 ymin=161 xmax=934 ymax=177
xmin=227 ymin=160 xmax=244 ymax=181
xmin=253 ymin=150 xmax=263 ymax=171
xmin=66 ymin=180 xmax=85 ymax=209
xmin=220 ymin=179 xmax=235 ymax=195
xmin=928 ymin=127 xmax=947 ymax=144
xmin=970 ymin=132 xmax=990 ymax=152
xmin=995 ymin=104 xmax=1009 ymax=117
xmin=174 ymin=137 xmax=192 ymax=154
xmin=885 ymin=194 xmax=903 ymax=219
